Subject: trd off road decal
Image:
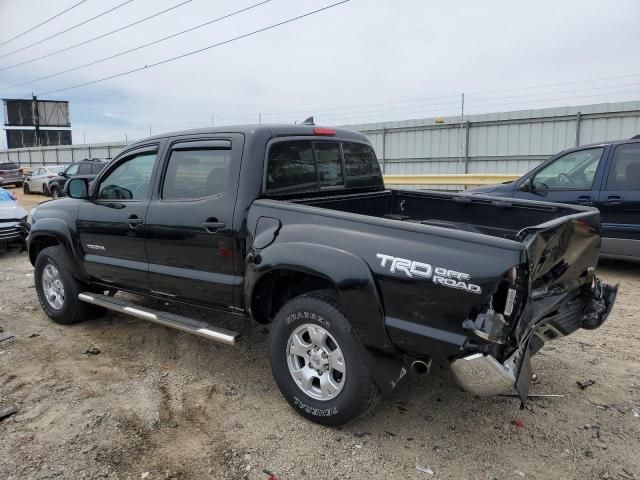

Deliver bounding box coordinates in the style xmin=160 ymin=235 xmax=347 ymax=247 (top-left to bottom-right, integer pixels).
xmin=376 ymin=253 xmax=482 ymax=294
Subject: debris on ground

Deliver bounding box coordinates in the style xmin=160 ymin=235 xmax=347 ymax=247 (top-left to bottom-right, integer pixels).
xmin=633 ymin=408 xmax=640 ymax=418
xmin=500 ymin=393 xmax=564 ymax=399
xmin=0 ymin=405 xmax=18 ymax=421
xmin=577 ymin=379 xmax=596 ymax=390
xmin=511 ymin=419 xmax=525 ymax=428
xmin=84 ymin=346 xmax=101 ymax=355
xmin=263 ymin=469 xmax=281 ymax=480
xmin=140 ymin=472 xmax=150 ymax=479
xmin=416 ymin=465 xmax=434 ymax=475
xmin=0 ymin=332 xmax=15 ymax=343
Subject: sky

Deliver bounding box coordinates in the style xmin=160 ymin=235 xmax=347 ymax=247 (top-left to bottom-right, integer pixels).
xmin=0 ymin=0 xmax=639 ymax=146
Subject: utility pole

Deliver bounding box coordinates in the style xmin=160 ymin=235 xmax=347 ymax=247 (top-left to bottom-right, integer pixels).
xmin=32 ymin=94 xmax=41 ymax=147
xmin=211 ymin=114 xmax=214 ymax=126
xmin=83 ymin=131 xmax=86 ymax=144
xmin=149 ymin=125 xmax=152 ymax=136
xmin=258 ymin=113 xmax=262 ymax=124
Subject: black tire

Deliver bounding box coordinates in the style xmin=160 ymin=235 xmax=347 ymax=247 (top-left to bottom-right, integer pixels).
xmin=269 ymin=290 xmax=378 ymax=426
xmin=43 ymin=184 xmax=51 ymax=196
xmin=23 ymin=183 xmax=30 ymax=194
xmin=34 ymin=246 xmax=105 ymax=324
xmin=51 ymin=187 xmax=59 ymax=199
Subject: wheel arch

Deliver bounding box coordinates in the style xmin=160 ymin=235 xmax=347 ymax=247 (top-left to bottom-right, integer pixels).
xmin=246 ymin=242 xmax=394 ymax=353
xmin=28 ymin=220 xmax=85 ymax=279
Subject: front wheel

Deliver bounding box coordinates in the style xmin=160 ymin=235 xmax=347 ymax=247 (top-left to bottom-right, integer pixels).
xmin=51 ymin=187 xmax=59 ymax=199
xmin=34 ymin=246 xmax=105 ymax=324
xmin=23 ymin=183 xmax=30 ymax=194
xmin=269 ymin=291 xmax=378 ymax=426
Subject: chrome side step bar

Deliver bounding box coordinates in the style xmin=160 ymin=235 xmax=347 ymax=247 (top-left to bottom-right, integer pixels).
xmin=78 ymin=292 xmax=240 ymax=346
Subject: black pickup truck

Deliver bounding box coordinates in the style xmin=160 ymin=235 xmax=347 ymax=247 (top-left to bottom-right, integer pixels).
xmin=27 ymin=124 xmax=617 ymax=425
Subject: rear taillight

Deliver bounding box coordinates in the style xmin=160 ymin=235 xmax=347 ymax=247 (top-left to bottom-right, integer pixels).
xmin=47 ymin=175 xmax=55 ymax=179
xmin=313 ymin=127 xmax=336 ymax=136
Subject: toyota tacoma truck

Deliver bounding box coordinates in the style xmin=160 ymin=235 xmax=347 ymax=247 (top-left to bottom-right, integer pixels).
xmin=27 ymin=124 xmax=617 ymax=426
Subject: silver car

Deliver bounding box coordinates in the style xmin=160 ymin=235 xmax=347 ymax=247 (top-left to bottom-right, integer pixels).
xmin=23 ymin=165 xmax=68 ymax=195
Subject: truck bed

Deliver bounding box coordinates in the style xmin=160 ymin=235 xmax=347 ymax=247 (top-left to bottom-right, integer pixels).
xmin=294 ymin=189 xmax=590 ymax=241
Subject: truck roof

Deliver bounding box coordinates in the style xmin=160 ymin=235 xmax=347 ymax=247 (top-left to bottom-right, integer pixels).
xmin=139 ymin=124 xmax=369 ymax=145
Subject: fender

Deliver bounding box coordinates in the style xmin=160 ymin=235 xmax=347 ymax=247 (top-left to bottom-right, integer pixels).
xmin=246 ymin=241 xmax=407 ymax=395
xmin=27 ymin=218 xmax=87 ymax=279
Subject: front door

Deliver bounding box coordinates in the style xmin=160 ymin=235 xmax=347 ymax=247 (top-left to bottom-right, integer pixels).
xmin=596 ymin=142 xmax=640 ymax=258
xmin=145 ymin=137 xmax=242 ymax=309
xmin=513 ymin=147 xmax=607 ymax=206
xmin=77 ymin=145 xmax=160 ymax=291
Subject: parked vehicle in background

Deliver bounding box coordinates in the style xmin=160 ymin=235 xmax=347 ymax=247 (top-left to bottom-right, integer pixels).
xmin=47 ymin=159 xmax=107 ymax=199
xmin=467 ymin=136 xmax=640 ymax=260
xmin=28 ymin=124 xmax=616 ymax=426
xmin=0 ymin=162 xmax=24 ymax=188
xmin=0 ymin=187 xmax=28 ymax=252
xmin=23 ymin=165 xmax=69 ymax=195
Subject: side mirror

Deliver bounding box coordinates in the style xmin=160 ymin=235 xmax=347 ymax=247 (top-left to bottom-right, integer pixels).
xmin=66 ymin=178 xmax=89 ymax=199
xmin=519 ymin=178 xmax=533 ymax=192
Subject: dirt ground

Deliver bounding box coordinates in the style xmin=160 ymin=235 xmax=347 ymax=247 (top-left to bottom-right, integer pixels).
xmin=1 ymin=188 xmax=639 ymax=480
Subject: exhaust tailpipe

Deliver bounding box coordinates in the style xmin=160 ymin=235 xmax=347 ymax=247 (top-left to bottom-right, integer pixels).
xmin=411 ymin=358 xmax=431 ymax=376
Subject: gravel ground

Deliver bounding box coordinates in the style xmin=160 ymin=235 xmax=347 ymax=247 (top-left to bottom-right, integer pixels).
xmin=1 ymin=189 xmax=639 ymax=480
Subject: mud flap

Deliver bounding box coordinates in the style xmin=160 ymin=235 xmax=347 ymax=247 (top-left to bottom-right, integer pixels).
xmin=514 ymin=337 xmax=534 ymax=409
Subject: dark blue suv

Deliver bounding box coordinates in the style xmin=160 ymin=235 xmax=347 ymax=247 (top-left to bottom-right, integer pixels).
xmin=468 ymin=136 xmax=640 ymax=260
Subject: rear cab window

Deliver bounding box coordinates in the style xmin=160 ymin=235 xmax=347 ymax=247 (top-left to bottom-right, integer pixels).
xmin=265 ymin=139 xmax=381 ymax=196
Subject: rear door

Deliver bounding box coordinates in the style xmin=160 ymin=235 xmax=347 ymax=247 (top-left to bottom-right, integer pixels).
xmin=596 ymin=142 xmax=640 ymax=258
xmin=144 ymin=135 xmax=243 ymax=309
xmin=76 ymin=144 xmax=161 ymax=291
xmin=513 ymin=147 xmax=607 ymax=206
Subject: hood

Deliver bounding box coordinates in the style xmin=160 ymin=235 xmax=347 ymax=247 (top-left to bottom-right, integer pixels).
xmin=0 ymin=201 xmax=28 ymax=221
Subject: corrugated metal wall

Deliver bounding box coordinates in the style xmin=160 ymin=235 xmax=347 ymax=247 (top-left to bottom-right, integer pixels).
xmin=344 ymin=100 xmax=640 ymax=187
xmin=2 ymin=101 xmax=639 ymax=185
xmin=0 ymin=142 xmax=126 ymax=166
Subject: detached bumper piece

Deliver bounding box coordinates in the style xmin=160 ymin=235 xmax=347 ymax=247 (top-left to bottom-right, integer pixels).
xmin=78 ymin=292 xmax=241 ymax=346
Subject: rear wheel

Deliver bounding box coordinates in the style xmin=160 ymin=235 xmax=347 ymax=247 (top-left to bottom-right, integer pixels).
xmin=50 ymin=187 xmax=59 ymax=199
xmin=269 ymin=291 xmax=378 ymax=426
xmin=23 ymin=183 xmax=30 ymax=194
xmin=34 ymin=246 xmax=105 ymax=324
xmin=43 ymin=184 xmax=51 ymax=196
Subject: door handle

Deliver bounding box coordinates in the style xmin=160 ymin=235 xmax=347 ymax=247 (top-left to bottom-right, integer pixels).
xmin=126 ymin=215 xmax=143 ymax=227
xmin=577 ymin=195 xmax=593 ymax=205
xmin=201 ymin=220 xmax=226 ymax=232
xmin=606 ymin=195 xmax=623 ymax=205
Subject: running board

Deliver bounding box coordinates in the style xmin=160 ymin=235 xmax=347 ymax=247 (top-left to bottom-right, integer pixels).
xmin=78 ymin=292 xmax=240 ymax=346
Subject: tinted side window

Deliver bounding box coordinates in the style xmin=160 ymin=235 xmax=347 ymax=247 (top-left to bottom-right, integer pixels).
xmin=98 ymin=152 xmax=157 ymax=200
xmin=267 ymin=141 xmax=316 ymax=193
xmin=91 ymin=163 xmax=105 ymax=174
xmin=78 ymin=163 xmax=92 ymax=174
xmin=343 ymin=142 xmax=383 ymax=189
xmin=606 ymin=144 xmax=640 ymax=190
xmin=162 ymin=148 xmax=231 ymax=200
xmin=315 ymin=142 xmax=343 ymax=187
xmin=533 ymin=148 xmax=604 ymax=190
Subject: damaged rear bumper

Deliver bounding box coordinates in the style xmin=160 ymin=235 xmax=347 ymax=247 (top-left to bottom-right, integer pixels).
xmin=451 ymin=279 xmax=618 ymax=398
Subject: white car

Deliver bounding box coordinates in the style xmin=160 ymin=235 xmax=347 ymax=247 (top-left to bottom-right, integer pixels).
xmin=23 ymin=165 xmax=68 ymax=195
